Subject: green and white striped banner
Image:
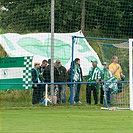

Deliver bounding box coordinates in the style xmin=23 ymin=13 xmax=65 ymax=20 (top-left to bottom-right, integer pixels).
xmin=0 ymin=56 xmax=33 ymax=90
xmin=105 ymin=76 xmax=118 ymax=94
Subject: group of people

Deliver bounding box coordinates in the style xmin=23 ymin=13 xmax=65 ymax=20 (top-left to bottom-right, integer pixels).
xmin=31 ymin=59 xmax=68 ymax=105
xmin=31 ymin=56 xmax=125 ymax=105
xmin=85 ymin=56 xmax=125 ymax=105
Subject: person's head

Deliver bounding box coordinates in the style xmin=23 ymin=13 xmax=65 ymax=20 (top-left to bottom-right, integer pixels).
xmin=42 ymin=60 xmax=48 ymax=68
xmin=91 ymin=59 xmax=98 ymax=67
xmin=103 ymin=62 xmax=108 ymax=68
xmin=55 ymin=60 xmax=61 ymax=66
xmin=34 ymin=62 xmax=40 ymax=69
xmin=75 ymin=58 xmax=80 ymax=65
xmin=112 ymin=56 xmax=118 ymax=63
xmin=48 ymin=59 xmax=51 ymax=65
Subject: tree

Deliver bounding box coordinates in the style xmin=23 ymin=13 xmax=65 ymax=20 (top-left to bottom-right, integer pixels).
xmin=0 ymin=0 xmax=132 ymax=38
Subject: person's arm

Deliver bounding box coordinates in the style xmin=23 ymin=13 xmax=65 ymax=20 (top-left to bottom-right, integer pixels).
xmin=31 ymin=69 xmax=37 ymax=83
xmin=31 ymin=69 xmax=37 ymax=87
xmin=120 ymin=72 xmax=125 ymax=80
xmin=85 ymin=68 xmax=92 ymax=81
xmin=96 ymin=69 xmax=101 ymax=82
xmin=109 ymin=64 xmax=120 ymax=75
xmin=110 ymin=65 xmax=119 ymax=75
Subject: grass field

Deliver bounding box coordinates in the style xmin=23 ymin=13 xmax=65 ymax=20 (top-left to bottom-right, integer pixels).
xmin=1 ymin=105 xmax=133 ymax=133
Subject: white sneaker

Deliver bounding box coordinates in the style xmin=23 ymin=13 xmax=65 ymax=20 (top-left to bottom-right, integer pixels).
xmin=74 ymin=101 xmax=76 ymax=104
xmin=78 ymin=101 xmax=82 ymax=104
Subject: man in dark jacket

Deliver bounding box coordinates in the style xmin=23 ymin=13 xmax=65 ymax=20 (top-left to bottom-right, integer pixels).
xmin=55 ymin=60 xmax=68 ymax=103
xmin=43 ymin=59 xmax=59 ymax=82
xmin=42 ymin=59 xmax=59 ymax=104
xmin=39 ymin=59 xmax=48 ymax=100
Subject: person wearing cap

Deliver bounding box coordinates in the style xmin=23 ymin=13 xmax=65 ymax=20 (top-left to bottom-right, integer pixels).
xmin=55 ymin=59 xmax=68 ymax=104
xmin=109 ymin=56 xmax=125 ymax=103
xmin=31 ymin=62 xmax=43 ymax=104
xmin=100 ymin=62 xmax=112 ymax=105
xmin=85 ymin=59 xmax=101 ymax=105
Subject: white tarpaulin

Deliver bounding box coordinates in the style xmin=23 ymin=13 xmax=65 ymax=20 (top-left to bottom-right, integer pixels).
xmin=0 ymin=31 xmax=102 ymax=75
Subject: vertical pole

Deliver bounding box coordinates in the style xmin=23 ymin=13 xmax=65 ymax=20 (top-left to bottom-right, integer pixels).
xmin=70 ymin=36 xmax=75 ymax=105
xmin=129 ymin=39 xmax=133 ymax=111
xmin=45 ymin=84 xmax=48 ymax=106
xmin=81 ymin=0 xmax=85 ymax=33
xmin=51 ymin=0 xmax=55 ymax=101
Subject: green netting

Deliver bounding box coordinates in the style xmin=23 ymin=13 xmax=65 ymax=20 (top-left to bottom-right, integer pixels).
xmin=0 ymin=0 xmax=133 ymax=38
xmin=0 ymin=0 xmax=132 ymax=108
xmin=99 ymin=42 xmax=129 ymax=79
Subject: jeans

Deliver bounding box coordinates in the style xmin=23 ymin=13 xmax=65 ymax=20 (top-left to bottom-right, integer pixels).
xmin=74 ymin=84 xmax=81 ymax=102
xmin=58 ymin=84 xmax=66 ymax=103
xmin=100 ymin=85 xmax=111 ymax=105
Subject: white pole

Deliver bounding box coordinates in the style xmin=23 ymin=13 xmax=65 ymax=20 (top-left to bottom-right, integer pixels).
xmin=45 ymin=84 xmax=48 ymax=106
xmin=51 ymin=0 xmax=55 ymax=102
xmin=129 ymin=39 xmax=133 ymax=111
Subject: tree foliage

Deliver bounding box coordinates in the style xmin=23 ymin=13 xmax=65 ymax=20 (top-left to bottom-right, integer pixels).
xmin=0 ymin=0 xmax=133 ymax=38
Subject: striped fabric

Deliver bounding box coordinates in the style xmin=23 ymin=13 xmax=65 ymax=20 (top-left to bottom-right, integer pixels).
xmin=87 ymin=66 xmax=101 ymax=81
xmin=105 ymin=76 xmax=118 ymax=94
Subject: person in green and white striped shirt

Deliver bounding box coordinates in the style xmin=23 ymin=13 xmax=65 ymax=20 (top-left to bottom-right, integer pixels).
xmin=100 ymin=62 xmax=112 ymax=105
xmin=85 ymin=59 xmax=101 ymax=105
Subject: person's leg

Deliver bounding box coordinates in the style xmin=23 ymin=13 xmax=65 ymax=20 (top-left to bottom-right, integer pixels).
xmin=100 ymin=85 xmax=104 ymax=104
xmin=62 ymin=84 xmax=66 ymax=103
xmin=107 ymin=88 xmax=111 ymax=104
xmin=93 ymin=84 xmax=98 ymax=104
xmin=40 ymin=84 xmax=45 ymax=101
xmin=74 ymin=84 xmax=81 ymax=102
xmin=73 ymin=84 xmax=77 ymax=103
xmin=116 ymin=93 xmax=119 ymax=104
xmin=32 ymin=88 xmax=37 ymax=104
xmin=57 ymin=85 xmax=61 ymax=104
xmin=37 ymin=86 xmax=42 ymax=103
xmin=32 ymin=86 xmax=40 ymax=104
xmin=53 ymin=96 xmax=57 ymax=105
xmin=54 ymin=85 xmax=58 ymax=105
xmin=86 ymin=85 xmax=91 ymax=104
xmin=116 ymin=82 xmax=122 ymax=104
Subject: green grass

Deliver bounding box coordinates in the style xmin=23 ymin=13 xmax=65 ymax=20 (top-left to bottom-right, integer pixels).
xmin=1 ymin=106 xmax=133 ymax=133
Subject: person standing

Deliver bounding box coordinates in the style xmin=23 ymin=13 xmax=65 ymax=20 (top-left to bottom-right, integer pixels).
xmin=31 ymin=62 xmax=43 ymax=104
xmin=109 ymin=56 xmax=125 ymax=103
xmin=73 ymin=58 xmax=83 ymax=104
xmin=55 ymin=60 xmax=68 ymax=104
xmin=100 ymin=62 xmax=112 ymax=105
xmin=85 ymin=59 xmax=101 ymax=105
xmin=69 ymin=58 xmax=83 ymax=104
xmin=39 ymin=59 xmax=48 ymax=76
xmin=39 ymin=59 xmax=48 ymax=101
xmin=42 ymin=59 xmax=59 ymax=105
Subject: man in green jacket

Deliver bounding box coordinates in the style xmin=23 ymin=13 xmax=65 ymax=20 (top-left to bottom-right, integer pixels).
xmin=85 ymin=59 xmax=101 ymax=105
xmin=100 ymin=62 xmax=112 ymax=105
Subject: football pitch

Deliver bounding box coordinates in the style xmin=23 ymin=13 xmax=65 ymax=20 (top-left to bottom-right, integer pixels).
xmin=0 ymin=106 xmax=133 ymax=133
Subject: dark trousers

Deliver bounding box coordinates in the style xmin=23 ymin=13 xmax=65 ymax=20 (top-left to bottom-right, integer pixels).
xmin=106 ymin=88 xmax=111 ymax=104
xmin=74 ymin=84 xmax=81 ymax=102
xmin=32 ymin=86 xmax=41 ymax=104
xmin=40 ymin=84 xmax=45 ymax=101
xmin=100 ymin=85 xmax=104 ymax=104
xmin=86 ymin=84 xmax=98 ymax=104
